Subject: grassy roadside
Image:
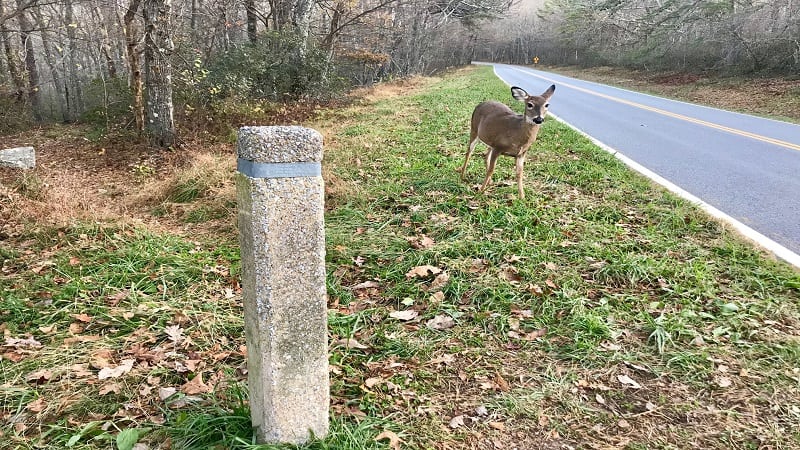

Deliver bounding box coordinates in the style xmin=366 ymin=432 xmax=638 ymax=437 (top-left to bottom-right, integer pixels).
xmin=2 ymin=66 xmax=800 ymax=449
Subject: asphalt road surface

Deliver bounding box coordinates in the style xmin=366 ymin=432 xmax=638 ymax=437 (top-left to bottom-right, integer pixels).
xmin=486 ymin=63 xmax=800 ymax=265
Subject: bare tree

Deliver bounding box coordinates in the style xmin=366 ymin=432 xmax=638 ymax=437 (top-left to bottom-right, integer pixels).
xmin=124 ymin=0 xmax=145 ymax=132
xmin=15 ymin=0 xmax=42 ymax=121
xmin=143 ymin=0 xmax=175 ymax=147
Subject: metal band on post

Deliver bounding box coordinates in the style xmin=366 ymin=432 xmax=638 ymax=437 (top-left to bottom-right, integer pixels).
xmin=236 ymin=159 xmax=322 ymax=179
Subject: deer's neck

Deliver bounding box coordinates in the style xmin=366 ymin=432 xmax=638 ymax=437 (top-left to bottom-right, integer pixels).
xmin=520 ymin=116 xmax=541 ymax=142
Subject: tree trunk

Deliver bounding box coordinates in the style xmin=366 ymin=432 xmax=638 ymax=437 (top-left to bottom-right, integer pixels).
xmin=34 ymin=9 xmax=69 ymax=122
xmin=0 ymin=0 xmax=26 ymax=102
xmin=15 ymin=1 xmax=42 ymax=122
xmin=143 ymin=0 xmax=175 ymax=148
xmin=124 ymin=0 xmax=145 ymax=133
xmin=65 ymin=0 xmax=84 ymax=121
xmin=246 ymin=0 xmax=258 ymax=43
xmin=292 ymin=0 xmax=314 ymax=43
xmin=93 ymin=5 xmax=118 ymax=79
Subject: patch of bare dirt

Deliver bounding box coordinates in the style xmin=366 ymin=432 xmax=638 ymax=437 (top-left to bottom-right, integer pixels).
xmin=353 ymin=75 xmax=434 ymax=102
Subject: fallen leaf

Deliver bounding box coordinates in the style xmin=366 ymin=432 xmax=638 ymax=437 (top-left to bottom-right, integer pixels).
xmin=405 ymin=265 xmax=442 ymax=278
xmin=106 ymin=291 xmax=129 ymax=306
xmin=494 ymin=373 xmax=510 ymax=392
xmin=38 ymin=325 xmax=57 ymax=334
xmin=408 ymin=235 xmax=435 ymax=249
xmin=181 ymin=373 xmax=213 ymax=395
xmin=600 ymin=341 xmax=622 ymax=351
xmin=99 ymin=382 xmax=121 ymax=395
xmin=527 ymin=284 xmax=544 ymax=296
xmin=332 ymin=338 xmax=370 ymax=350
xmin=449 ymin=415 xmax=466 ymax=429
xmin=617 ymin=418 xmax=631 ymax=428
xmin=715 ymin=376 xmax=732 ymax=388
xmin=499 ymin=267 xmax=522 ymax=283
xmin=353 ymin=256 xmax=366 ymax=267
xmin=98 ymin=359 xmax=135 ymax=380
xmin=26 ymin=397 xmax=47 ymax=412
xmin=523 ymin=328 xmax=547 ymax=340
xmin=71 ymin=313 xmax=92 ymax=323
xmin=26 ymin=369 xmax=54 ymax=384
xmin=426 ymin=315 xmax=455 ymax=331
xmin=158 ymin=387 xmax=178 ymax=401
xmin=429 ymin=291 xmax=445 ymax=303
xmin=90 ymin=350 xmax=114 ymax=369
xmin=475 ymin=405 xmax=489 ymax=416
xmin=374 ymin=430 xmax=402 ymax=450
xmin=617 ymin=374 xmax=642 ymax=389
xmin=488 ymin=421 xmax=505 ymax=430
xmin=164 ymin=325 xmax=184 ymax=344
xmin=511 ymin=308 xmax=533 ymax=318
xmin=70 ymin=364 xmax=93 ymax=378
xmin=595 ymin=393 xmax=606 ymax=405
xmin=352 ymin=280 xmax=380 ymax=290
xmin=538 ymin=414 xmax=550 ymax=427
xmin=429 ymin=272 xmax=450 ymax=290
xmin=467 ymin=258 xmax=488 ymax=274
xmin=4 ymin=337 xmax=42 ymax=349
xmin=365 ymin=377 xmax=384 ymax=388
xmin=389 ymin=310 xmax=419 ymax=321
xmin=428 ymin=353 xmax=455 ymax=365
xmin=2 ymin=351 xmax=25 ymax=362
xmin=69 ymin=257 xmax=81 ymax=266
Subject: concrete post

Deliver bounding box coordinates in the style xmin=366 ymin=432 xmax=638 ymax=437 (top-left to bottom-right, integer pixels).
xmin=0 ymin=147 xmax=35 ymax=169
xmin=236 ymin=126 xmax=329 ymax=444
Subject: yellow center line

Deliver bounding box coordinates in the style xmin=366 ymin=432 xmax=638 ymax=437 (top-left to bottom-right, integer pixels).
xmin=517 ymin=68 xmax=800 ymax=153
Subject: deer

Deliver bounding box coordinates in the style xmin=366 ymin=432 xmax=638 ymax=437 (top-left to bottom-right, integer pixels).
xmin=458 ymin=84 xmax=555 ymax=199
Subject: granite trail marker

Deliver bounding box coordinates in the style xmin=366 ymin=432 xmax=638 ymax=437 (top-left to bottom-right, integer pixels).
xmin=236 ymin=126 xmax=329 ymax=444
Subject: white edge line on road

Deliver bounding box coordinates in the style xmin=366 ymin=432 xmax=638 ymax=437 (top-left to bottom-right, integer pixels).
xmin=487 ymin=63 xmax=800 ymax=270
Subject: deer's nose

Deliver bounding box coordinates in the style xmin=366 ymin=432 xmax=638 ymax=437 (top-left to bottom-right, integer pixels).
xmin=533 ymin=117 xmax=544 ymax=124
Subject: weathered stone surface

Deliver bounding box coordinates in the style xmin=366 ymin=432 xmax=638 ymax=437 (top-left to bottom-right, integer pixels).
xmin=0 ymin=147 xmax=35 ymax=169
xmin=237 ymin=126 xmax=323 ymax=163
xmin=236 ymin=126 xmax=329 ymax=444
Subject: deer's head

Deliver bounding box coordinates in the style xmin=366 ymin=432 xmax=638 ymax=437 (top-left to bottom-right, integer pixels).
xmin=511 ymin=84 xmax=555 ymax=125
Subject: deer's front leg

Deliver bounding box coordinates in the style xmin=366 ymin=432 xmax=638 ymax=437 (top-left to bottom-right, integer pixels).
xmin=480 ymin=148 xmax=500 ymax=193
xmin=515 ymin=155 xmax=526 ymax=199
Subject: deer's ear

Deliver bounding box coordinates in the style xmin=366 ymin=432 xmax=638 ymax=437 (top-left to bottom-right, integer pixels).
xmin=511 ymin=86 xmax=529 ymax=102
xmin=541 ymin=84 xmax=555 ymax=99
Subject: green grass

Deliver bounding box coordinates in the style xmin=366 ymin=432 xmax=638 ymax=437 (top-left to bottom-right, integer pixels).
xmin=2 ymin=66 xmax=800 ymax=449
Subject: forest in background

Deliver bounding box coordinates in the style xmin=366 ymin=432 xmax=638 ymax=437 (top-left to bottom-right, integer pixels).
xmin=1 ymin=0 xmax=798 ymax=144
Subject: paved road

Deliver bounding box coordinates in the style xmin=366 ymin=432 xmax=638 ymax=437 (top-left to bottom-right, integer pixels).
xmin=487 ymin=63 xmax=800 ymax=265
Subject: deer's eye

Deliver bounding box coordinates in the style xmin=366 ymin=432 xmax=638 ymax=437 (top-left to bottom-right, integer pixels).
xmin=527 ymin=103 xmax=534 ymax=108
xmin=545 ymin=103 xmax=550 ymax=108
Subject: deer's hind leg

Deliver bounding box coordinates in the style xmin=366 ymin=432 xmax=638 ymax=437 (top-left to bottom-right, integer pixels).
xmin=459 ymin=128 xmax=479 ymax=180
xmin=479 ymin=148 xmax=501 ymax=194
